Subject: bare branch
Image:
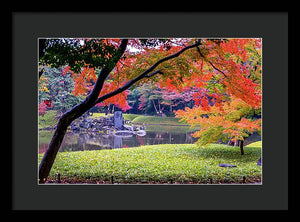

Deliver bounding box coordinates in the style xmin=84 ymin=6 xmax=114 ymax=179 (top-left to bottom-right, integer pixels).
xmin=196 ymin=46 xmax=227 ymax=78
xmin=207 ymin=60 xmax=227 ymax=78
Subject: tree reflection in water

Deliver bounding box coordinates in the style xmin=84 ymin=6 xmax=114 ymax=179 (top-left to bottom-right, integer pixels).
xmin=39 ymin=130 xmax=260 ymax=153
xmin=38 ymin=130 xmax=198 ymax=153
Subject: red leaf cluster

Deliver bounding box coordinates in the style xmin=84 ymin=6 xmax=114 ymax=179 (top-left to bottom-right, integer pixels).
xmin=38 ymin=102 xmax=47 ymax=116
xmin=96 ymin=82 xmax=131 ymax=112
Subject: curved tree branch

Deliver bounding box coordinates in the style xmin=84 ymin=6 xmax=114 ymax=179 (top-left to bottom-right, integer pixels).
xmin=196 ymin=45 xmax=227 ymax=78
xmin=94 ymin=40 xmax=201 ymax=105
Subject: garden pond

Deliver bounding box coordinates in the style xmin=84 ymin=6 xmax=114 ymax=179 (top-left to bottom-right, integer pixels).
xmin=38 ymin=125 xmax=261 ymax=153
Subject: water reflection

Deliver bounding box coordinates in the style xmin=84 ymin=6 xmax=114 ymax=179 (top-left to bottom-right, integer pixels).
xmin=38 ymin=130 xmax=261 ymax=153
xmin=38 ymin=130 xmax=198 ymax=153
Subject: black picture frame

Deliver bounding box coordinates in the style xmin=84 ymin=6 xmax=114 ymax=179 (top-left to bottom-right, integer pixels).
xmin=11 ymin=11 xmax=293 ymax=211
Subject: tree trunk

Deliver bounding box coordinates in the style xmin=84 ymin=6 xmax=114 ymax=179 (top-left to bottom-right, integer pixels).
xmin=111 ymin=104 xmax=114 ymax=114
xmin=39 ymin=115 xmax=71 ymax=183
xmin=105 ymin=105 xmax=110 ymax=115
xmin=39 ymin=100 xmax=100 ymax=183
xmin=240 ymin=140 xmax=244 ymax=155
xmin=234 ymin=140 xmax=239 ymax=147
xmin=152 ymin=100 xmax=159 ymax=115
xmin=158 ymin=101 xmax=161 ymax=113
xmin=39 ymin=69 xmax=44 ymax=79
xmin=227 ymin=137 xmax=233 ymax=145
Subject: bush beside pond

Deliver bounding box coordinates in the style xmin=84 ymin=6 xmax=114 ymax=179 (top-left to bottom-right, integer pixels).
xmin=38 ymin=142 xmax=262 ymax=184
xmin=38 ymin=110 xmax=59 ymax=129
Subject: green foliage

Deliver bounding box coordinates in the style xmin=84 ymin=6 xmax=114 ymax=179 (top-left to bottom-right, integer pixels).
xmin=224 ymin=101 xmax=254 ymax=122
xmin=195 ymin=126 xmax=227 ymax=146
xmin=38 ymin=110 xmax=59 ymax=129
xmin=39 ymin=130 xmax=55 ymax=144
xmin=135 ymin=83 xmax=158 ymax=115
xmin=244 ymin=43 xmax=262 ymax=85
xmin=38 ymin=142 xmax=262 ymax=184
xmin=40 ymin=38 xmax=118 ymax=73
xmin=39 ymin=66 xmax=83 ymax=112
xmin=126 ymin=88 xmax=141 ymax=113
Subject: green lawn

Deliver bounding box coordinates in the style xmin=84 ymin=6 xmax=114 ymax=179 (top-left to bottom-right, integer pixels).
xmin=38 ymin=141 xmax=262 ymax=184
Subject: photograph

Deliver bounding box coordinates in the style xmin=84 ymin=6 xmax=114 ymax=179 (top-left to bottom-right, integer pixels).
xmin=38 ymin=38 xmax=262 ymax=185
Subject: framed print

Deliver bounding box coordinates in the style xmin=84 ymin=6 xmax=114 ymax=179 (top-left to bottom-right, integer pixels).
xmin=12 ymin=11 xmax=290 ymax=210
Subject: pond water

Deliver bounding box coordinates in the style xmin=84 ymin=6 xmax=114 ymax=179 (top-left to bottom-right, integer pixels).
xmin=38 ymin=126 xmax=261 ymax=153
xmin=39 ymin=126 xmax=198 ymax=153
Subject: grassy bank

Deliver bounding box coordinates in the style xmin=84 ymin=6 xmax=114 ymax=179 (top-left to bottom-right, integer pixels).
xmin=90 ymin=113 xmax=140 ymax=122
xmin=131 ymin=115 xmax=188 ymax=125
xmin=38 ymin=141 xmax=262 ymax=184
xmin=90 ymin=113 xmax=189 ymax=126
xmin=39 ymin=112 xmax=191 ymax=129
xmin=144 ymin=124 xmax=197 ymax=133
xmin=90 ymin=113 xmax=196 ymax=132
xmin=38 ymin=110 xmax=58 ymax=129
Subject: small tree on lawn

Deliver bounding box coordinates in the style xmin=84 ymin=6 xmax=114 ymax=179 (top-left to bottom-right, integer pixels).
xmin=175 ymin=96 xmax=261 ymax=155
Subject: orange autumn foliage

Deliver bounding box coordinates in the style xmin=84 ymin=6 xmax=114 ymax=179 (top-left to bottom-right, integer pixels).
xmin=62 ymin=64 xmax=131 ymax=111
xmin=175 ymin=96 xmax=261 ymax=144
xmin=95 ymin=81 xmax=131 ymax=111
